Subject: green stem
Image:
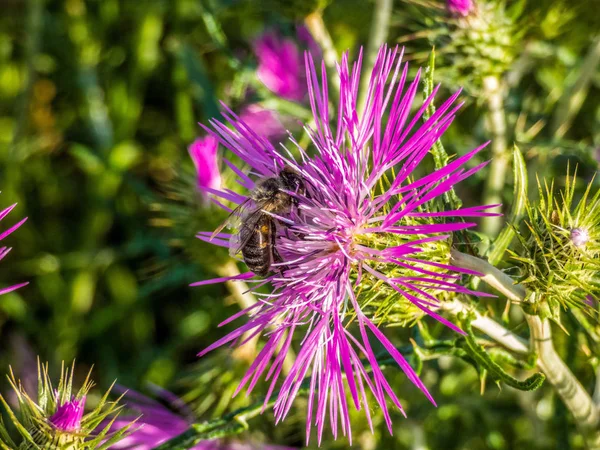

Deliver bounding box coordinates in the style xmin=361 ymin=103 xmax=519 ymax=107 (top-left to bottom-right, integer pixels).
xmin=357 ymin=0 xmax=393 ymax=113
xmin=551 ymin=36 xmax=600 ymax=139
xmin=304 ymin=11 xmax=340 ymax=94
xmin=441 ymin=298 xmax=528 ymax=355
xmin=10 ymin=0 xmax=44 ymax=160
xmin=450 ymin=250 xmax=600 ymax=448
xmin=481 ymin=75 xmax=508 ymax=237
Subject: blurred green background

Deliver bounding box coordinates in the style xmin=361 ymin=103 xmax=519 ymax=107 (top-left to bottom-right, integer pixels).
xmin=0 ymin=0 xmax=599 ymax=448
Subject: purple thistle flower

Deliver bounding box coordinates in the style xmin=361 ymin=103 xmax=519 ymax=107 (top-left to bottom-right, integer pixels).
xmin=194 ymin=45 xmax=497 ymax=443
xmin=107 ymin=388 xmax=293 ymax=450
xmin=0 ymin=202 xmax=28 ymax=296
xmin=446 ymin=0 xmax=474 ymax=17
xmin=49 ymin=396 xmax=86 ymax=432
xmin=188 ymin=136 xmax=222 ymax=197
xmin=253 ymin=30 xmax=308 ymax=102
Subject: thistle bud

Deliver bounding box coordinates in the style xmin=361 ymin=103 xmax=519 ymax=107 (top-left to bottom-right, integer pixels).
xmin=0 ymin=361 xmax=133 ymax=449
xmin=513 ymin=176 xmax=600 ymax=314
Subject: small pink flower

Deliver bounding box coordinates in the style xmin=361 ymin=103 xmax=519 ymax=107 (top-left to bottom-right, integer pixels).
xmin=447 ymin=0 xmax=474 ymax=17
xmin=239 ymin=105 xmax=286 ymax=143
xmin=253 ymin=31 xmax=307 ymax=102
xmin=49 ymin=396 xmax=86 ymax=432
xmin=188 ymin=136 xmax=222 ymax=196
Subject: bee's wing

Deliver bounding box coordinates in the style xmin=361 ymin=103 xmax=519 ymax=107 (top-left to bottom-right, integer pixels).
xmin=228 ymin=207 xmax=268 ymax=257
xmin=210 ymin=198 xmax=253 ymax=240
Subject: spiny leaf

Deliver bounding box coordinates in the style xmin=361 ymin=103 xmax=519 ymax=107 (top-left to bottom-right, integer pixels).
xmin=457 ymin=315 xmax=545 ymax=392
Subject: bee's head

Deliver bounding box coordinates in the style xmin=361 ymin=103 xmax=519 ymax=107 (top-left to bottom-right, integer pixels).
xmin=279 ymin=167 xmax=305 ymax=196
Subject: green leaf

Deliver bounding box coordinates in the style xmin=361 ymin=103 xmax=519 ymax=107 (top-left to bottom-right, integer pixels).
xmin=488 ymin=145 xmax=528 ymax=265
xmin=457 ymin=315 xmax=545 ymax=392
xmin=176 ymin=43 xmax=220 ymax=120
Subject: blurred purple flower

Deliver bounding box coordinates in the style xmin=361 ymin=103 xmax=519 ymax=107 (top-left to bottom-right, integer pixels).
xmin=188 ymin=136 xmax=222 ymax=196
xmin=585 ymin=295 xmax=596 ymax=308
xmin=447 ymin=0 xmax=474 ymax=17
xmin=0 ymin=202 xmax=27 ymax=296
xmin=195 ymin=45 xmax=496 ymax=443
xmin=107 ymin=389 xmax=292 ymax=450
xmin=239 ymin=105 xmax=286 ymax=143
xmin=50 ymin=396 xmax=86 ymax=432
xmin=253 ymin=31 xmax=308 ymax=102
xmin=570 ymin=227 xmax=590 ymax=247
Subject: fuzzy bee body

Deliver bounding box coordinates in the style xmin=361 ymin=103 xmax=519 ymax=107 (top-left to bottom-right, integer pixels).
xmin=214 ymin=167 xmax=305 ymax=277
xmin=240 ymin=214 xmax=276 ymax=277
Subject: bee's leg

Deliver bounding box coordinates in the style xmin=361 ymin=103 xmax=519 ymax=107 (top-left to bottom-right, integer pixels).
xmin=272 ymin=246 xmax=290 ymax=277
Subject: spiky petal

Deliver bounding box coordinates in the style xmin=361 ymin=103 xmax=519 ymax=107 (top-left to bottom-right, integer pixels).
xmin=49 ymin=396 xmax=86 ymax=432
xmin=0 ymin=202 xmax=28 ymax=295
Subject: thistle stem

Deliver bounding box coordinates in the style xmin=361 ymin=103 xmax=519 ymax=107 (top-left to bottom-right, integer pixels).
xmin=481 ymin=75 xmax=508 ymax=237
xmin=304 ymin=11 xmax=340 ymax=93
xmin=358 ymin=0 xmax=393 ymax=114
xmin=10 ymin=0 xmax=44 ymax=160
xmin=525 ymin=314 xmax=600 ymax=447
xmin=450 ymin=250 xmax=600 ymax=447
xmin=441 ymin=298 xmax=528 ymax=355
xmin=216 ymin=262 xmax=260 ymax=361
xmin=551 ymin=36 xmax=600 ymax=139
xmin=216 ymin=262 xmax=295 ymax=373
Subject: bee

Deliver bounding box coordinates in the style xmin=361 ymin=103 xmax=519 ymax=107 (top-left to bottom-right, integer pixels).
xmin=212 ymin=167 xmax=305 ymax=277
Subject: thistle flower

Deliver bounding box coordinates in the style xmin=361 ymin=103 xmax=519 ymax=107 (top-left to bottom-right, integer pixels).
xmin=194 ymin=45 xmax=495 ymax=443
xmin=0 ymin=361 xmax=132 ymax=449
xmin=0 ymin=202 xmax=28 ymax=295
xmin=446 ymin=0 xmax=474 ymax=17
xmin=107 ymin=388 xmax=293 ymax=450
xmin=253 ymin=30 xmax=308 ymax=102
xmin=513 ymin=174 xmax=600 ymax=316
xmin=188 ymin=136 xmax=222 ymax=197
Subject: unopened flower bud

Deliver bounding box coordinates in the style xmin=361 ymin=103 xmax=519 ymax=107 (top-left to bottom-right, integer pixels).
xmin=570 ymin=227 xmax=589 ymax=247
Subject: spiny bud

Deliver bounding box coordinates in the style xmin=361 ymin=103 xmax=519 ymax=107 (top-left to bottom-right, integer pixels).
xmin=512 ymin=174 xmax=600 ymax=316
xmin=0 ymin=361 xmax=134 ymax=449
